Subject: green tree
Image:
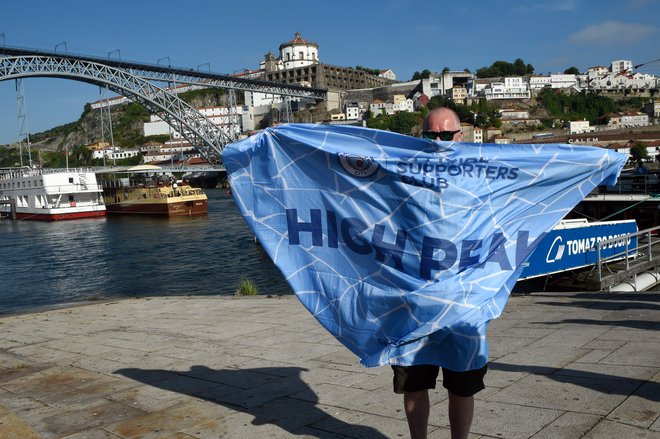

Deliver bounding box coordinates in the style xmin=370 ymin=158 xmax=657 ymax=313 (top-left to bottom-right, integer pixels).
xmin=0 ymin=146 xmax=20 ymax=167
xmin=411 ymin=71 xmax=421 ymax=81
xmin=475 ymin=59 xmax=534 ymax=78
xmin=420 ymin=69 xmax=432 ymax=79
xmin=538 ymin=89 xmax=616 ymax=124
xmin=513 ymin=58 xmax=527 ymax=75
xmin=390 ymin=111 xmax=423 ymax=135
xmin=563 ymin=66 xmax=580 ymax=74
xmin=356 ymin=65 xmax=381 ymax=76
xmin=366 ymin=113 xmax=392 ymax=131
xmin=70 ymin=145 xmax=94 ymax=166
xmin=442 ymin=67 xmax=450 ymax=74
xmin=630 ymin=142 xmax=649 ymax=161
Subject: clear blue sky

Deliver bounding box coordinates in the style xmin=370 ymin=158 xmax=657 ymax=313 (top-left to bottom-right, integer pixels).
xmin=1 ymin=0 xmax=658 ymax=145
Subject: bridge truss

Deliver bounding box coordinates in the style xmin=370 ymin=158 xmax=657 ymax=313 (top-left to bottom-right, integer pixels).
xmin=0 ymin=47 xmax=327 ymax=165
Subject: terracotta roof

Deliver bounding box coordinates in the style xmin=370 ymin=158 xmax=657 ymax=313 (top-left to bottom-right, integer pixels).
xmin=279 ymin=32 xmax=318 ymax=50
xmin=183 ymin=157 xmax=208 ymax=165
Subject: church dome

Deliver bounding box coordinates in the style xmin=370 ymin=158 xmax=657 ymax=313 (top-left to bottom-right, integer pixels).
xmin=279 ymin=32 xmax=318 ymax=50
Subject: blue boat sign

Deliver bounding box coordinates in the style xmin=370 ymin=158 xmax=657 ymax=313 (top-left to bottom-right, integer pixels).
xmin=520 ymin=219 xmax=638 ymax=279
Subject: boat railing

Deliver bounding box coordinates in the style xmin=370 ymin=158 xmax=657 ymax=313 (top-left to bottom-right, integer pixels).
xmin=0 ymin=167 xmax=96 ymax=180
xmin=599 ymin=173 xmax=659 ymax=196
xmin=596 ymin=225 xmax=660 ymax=290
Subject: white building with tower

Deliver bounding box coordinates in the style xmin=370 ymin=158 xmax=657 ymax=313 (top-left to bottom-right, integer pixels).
xmin=259 ymin=32 xmax=320 ymax=72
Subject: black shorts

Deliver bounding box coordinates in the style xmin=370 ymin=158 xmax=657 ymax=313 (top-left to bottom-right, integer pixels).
xmin=392 ymin=364 xmax=488 ymax=397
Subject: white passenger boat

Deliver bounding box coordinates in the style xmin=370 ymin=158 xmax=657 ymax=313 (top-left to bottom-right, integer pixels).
xmin=0 ymin=168 xmax=106 ymax=220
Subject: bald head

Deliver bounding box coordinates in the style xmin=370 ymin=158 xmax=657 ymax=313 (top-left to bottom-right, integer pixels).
xmin=424 ymin=108 xmax=460 ymax=131
xmin=422 ymin=107 xmax=463 ymax=142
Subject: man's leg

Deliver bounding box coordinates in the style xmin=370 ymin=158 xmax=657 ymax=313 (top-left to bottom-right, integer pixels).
xmin=404 ymin=389 xmax=430 ymax=439
xmin=392 ymin=365 xmax=439 ymax=439
xmin=447 ymin=391 xmax=474 ymax=439
xmin=442 ymin=365 xmax=487 ymax=439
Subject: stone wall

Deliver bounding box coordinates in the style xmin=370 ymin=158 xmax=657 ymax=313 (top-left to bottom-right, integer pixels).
xmin=264 ymin=63 xmax=395 ymax=92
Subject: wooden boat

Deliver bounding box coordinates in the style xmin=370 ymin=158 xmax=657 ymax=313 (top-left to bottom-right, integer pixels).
xmin=101 ymin=167 xmax=207 ymax=216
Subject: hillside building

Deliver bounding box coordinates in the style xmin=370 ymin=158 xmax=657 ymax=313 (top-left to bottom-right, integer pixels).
xmin=259 ymin=33 xmax=394 ymax=91
xmin=482 ymin=77 xmax=530 ymax=100
xmin=569 ymin=120 xmax=595 ymax=135
xmin=143 ymin=105 xmax=243 ymax=139
xmin=644 ymin=100 xmax=660 ymax=118
xmin=611 ymin=60 xmax=633 ymax=75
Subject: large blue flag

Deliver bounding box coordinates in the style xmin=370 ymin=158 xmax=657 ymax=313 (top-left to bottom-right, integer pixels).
xmin=223 ymin=124 xmax=627 ymax=371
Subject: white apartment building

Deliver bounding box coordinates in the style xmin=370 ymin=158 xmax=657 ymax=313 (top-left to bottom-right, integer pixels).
xmin=569 ymin=120 xmax=595 ymax=134
xmin=92 ymin=147 xmax=140 ymax=161
xmin=529 ymin=76 xmax=551 ymax=89
xmin=587 ymin=66 xmax=609 ymax=80
xmin=345 ymin=102 xmax=361 ymax=120
xmin=612 ymin=60 xmax=633 ymax=75
xmin=422 ymin=71 xmax=474 ymax=97
xmin=369 ymin=97 xmax=414 ymax=116
xmin=589 ymin=72 xmax=656 ymax=91
xmin=621 ymin=112 xmax=650 ymax=127
xmin=551 ymin=74 xmax=579 ymax=89
xmin=499 ymin=109 xmax=529 ymax=119
xmin=483 ymin=77 xmax=530 ymax=99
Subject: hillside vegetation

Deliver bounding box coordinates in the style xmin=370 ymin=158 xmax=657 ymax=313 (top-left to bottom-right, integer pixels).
xmin=0 ymin=86 xmax=652 ymax=168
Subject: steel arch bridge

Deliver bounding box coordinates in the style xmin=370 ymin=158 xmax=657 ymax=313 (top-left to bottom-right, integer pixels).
xmin=0 ymin=55 xmax=236 ymax=164
xmin=0 ymin=47 xmax=327 ymax=166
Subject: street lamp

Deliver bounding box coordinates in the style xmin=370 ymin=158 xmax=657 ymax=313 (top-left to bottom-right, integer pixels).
xmin=157 ymin=56 xmax=170 ymax=68
xmin=108 ymin=49 xmax=121 ymax=62
xmin=197 ymin=62 xmax=210 ymax=72
xmin=55 ymin=41 xmax=67 ymax=54
xmin=0 ymin=33 xmax=5 ymax=47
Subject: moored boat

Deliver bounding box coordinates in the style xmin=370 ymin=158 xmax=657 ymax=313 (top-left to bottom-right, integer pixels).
xmin=0 ymin=168 xmax=106 ymax=220
xmin=101 ymin=173 xmax=207 ymax=216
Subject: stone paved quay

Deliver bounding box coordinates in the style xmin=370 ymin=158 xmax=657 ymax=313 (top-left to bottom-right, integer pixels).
xmin=0 ymin=291 xmax=658 ymax=439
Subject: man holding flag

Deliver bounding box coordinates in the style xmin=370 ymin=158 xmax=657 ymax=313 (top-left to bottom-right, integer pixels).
xmin=393 ymin=107 xmax=485 ymax=439
xmin=223 ymin=105 xmax=627 ymax=439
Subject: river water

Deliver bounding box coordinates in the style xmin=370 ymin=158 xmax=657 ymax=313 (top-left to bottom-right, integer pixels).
xmin=0 ymin=190 xmax=292 ymax=315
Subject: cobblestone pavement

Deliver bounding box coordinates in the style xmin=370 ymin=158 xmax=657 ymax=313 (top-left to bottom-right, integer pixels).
xmin=0 ymin=291 xmax=658 ymax=438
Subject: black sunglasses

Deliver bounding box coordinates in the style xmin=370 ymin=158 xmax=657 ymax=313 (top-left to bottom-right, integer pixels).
xmin=422 ymin=130 xmax=461 ymax=141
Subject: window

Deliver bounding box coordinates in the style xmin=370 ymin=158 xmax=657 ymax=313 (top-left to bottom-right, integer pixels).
xmin=69 ymin=177 xmax=74 ymax=183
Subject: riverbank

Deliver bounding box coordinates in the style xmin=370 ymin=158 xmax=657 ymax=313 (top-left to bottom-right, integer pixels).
xmin=0 ymin=293 xmax=658 ymax=438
